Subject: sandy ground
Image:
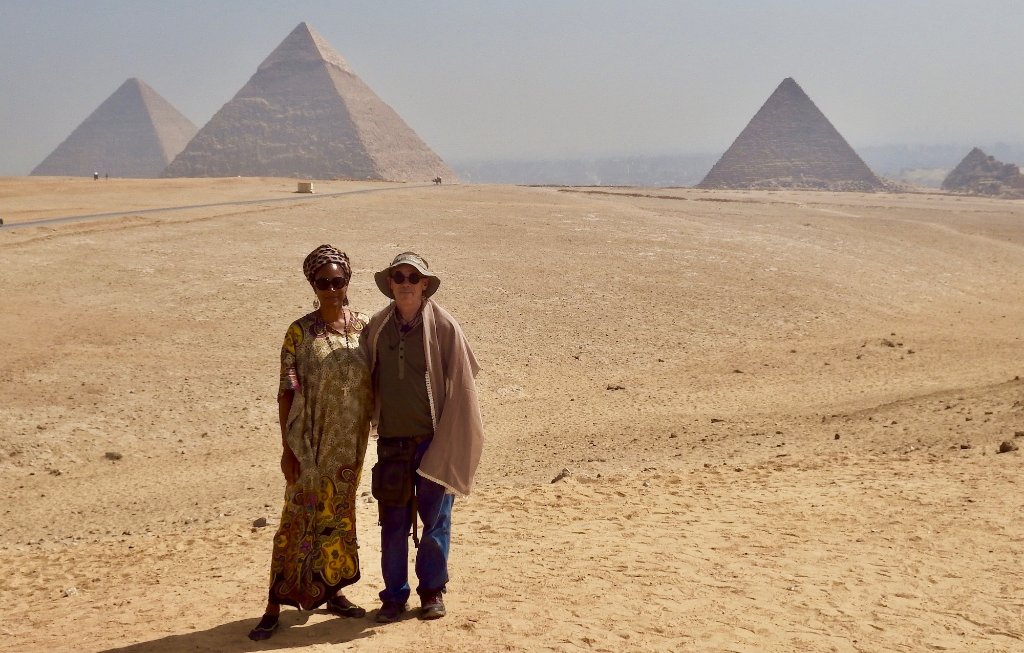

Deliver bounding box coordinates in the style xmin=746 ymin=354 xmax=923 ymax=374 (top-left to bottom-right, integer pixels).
xmin=1 ymin=179 xmax=1022 ymax=652
xmin=0 ymin=177 xmax=411 ymax=224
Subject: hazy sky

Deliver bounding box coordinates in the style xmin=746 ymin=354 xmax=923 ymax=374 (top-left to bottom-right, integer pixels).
xmin=2 ymin=0 xmax=1022 ymax=175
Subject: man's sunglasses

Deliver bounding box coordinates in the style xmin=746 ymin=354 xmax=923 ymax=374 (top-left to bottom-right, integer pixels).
xmin=391 ymin=271 xmax=424 ymax=284
xmin=313 ymin=276 xmax=347 ymax=291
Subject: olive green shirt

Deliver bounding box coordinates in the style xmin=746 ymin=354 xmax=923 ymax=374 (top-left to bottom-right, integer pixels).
xmin=375 ymin=317 xmax=433 ymax=438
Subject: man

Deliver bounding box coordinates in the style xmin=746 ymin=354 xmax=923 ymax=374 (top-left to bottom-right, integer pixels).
xmin=360 ymin=251 xmax=484 ymax=622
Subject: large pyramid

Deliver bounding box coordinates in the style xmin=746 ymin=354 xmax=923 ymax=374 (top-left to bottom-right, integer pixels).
xmin=31 ymin=78 xmax=197 ymax=178
xmin=163 ymin=22 xmax=455 ymax=181
xmin=697 ymin=78 xmax=883 ymax=191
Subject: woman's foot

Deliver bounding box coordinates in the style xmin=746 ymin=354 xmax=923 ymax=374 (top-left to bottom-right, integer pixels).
xmin=247 ymin=612 xmax=280 ymax=641
xmin=327 ymin=593 xmax=366 ymax=618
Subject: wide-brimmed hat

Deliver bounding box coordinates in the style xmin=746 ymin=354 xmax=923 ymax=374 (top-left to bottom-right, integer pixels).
xmin=374 ymin=251 xmax=441 ymax=299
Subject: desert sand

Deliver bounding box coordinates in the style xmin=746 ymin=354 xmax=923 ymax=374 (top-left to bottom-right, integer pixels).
xmin=1 ymin=178 xmax=1022 ymax=652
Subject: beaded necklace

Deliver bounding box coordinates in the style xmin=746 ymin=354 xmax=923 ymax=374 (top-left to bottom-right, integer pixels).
xmin=314 ymin=308 xmax=351 ymax=337
xmin=314 ymin=309 xmax=354 ymax=362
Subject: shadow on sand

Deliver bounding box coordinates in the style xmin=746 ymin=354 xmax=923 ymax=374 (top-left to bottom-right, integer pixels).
xmin=96 ymin=608 xmax=387 ymax=652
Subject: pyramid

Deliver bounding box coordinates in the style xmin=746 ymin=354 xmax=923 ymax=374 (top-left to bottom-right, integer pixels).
xmin=31 ymin=78 xmax=197 ymax=178
xmin=697 ymin=78 xmax=883 ymax=191
xmin=163 ymin=22 xmax=455 ymax=181
xmin=941 ymin=147 xmax=1024 ymax=197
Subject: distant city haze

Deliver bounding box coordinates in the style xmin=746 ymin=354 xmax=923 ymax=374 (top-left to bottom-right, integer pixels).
xmin=2 ymin=1 xmax=1023 ymax=179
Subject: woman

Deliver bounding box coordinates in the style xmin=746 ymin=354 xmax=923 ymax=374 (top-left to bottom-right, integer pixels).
xmin=249 ymin=245 xmax=373 ymax=641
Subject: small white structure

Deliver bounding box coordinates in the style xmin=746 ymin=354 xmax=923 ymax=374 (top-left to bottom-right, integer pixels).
xmin=297 ymin=181 xmax=314 ymax=193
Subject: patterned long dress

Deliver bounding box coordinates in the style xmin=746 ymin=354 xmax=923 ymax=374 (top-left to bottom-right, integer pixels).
xmin=268 ymin=311 xmax=372 ymax=609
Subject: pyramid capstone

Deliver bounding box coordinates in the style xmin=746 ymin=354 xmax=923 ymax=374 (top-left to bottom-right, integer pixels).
xmin=163 ymin=22 xmax=455 ymax=182
xmin=31 ymin=78 xmax=197 ymax=178
xmin=697 ymin=78 xmax=883 ymax=192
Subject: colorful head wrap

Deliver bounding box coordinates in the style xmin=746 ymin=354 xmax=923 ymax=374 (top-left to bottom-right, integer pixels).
xmin=303 ymin=244 xmax=351 ymax=284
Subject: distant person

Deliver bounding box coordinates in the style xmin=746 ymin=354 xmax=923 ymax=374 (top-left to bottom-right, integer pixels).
xmin=360 ymin=252 xmax=484 ymax=623
xmin=248 ymin=245 xmax=373 ymax=641
xmin=104 ymin=172 xmax=108 ymax=180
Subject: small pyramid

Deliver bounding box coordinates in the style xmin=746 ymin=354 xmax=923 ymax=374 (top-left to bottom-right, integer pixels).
xmin=31 ymin=78 xmax=197 ymax=178
xmin=941 ymin=147 xmax=1024 ymax=197
xmin=698 ymin=78 xmax=883 ymax=191
xmin=163 ymin=22 xmax=455 ymax=181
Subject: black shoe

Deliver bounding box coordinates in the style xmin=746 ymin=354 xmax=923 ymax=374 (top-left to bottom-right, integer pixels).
xmin=419 ymin=591 xmax=446 ymax=620
xmin=327 ymin=594 xmax=366 ymax=618
xmin=375 ymin=600 xmax=407 ymax=623
xmin=247 ymin=613 xmax=279 ymax=641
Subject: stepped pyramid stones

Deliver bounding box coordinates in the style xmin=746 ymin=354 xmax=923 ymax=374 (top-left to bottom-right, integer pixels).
xmin=698 ymin=78 xmax=883 ymax=192
xmin=163 ymin=22 xmax=455 ymax=181
xmin=941 ymin=147 xmax=1024 ymax=198
xmin=31 ymin=78 xmax=197 ymax=178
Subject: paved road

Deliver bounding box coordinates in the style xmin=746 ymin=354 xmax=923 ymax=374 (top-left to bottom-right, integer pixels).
xmin=0 ymin=183 xmax=433 ymax=231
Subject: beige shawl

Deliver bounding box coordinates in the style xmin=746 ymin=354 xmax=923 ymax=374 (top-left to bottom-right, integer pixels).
xmin=363 ymin=299 xmax=484 ymax=497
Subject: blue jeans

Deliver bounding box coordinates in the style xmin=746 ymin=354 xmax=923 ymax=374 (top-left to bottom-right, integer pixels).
xmin=378 ymin=437 xmax=455 ymax=604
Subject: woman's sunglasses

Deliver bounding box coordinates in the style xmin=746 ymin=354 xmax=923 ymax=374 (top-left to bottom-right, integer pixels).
xmin=391 ymin=271 xmax=424 ymax=284
xmin=313 ymin=276 xmax=347 ymax=291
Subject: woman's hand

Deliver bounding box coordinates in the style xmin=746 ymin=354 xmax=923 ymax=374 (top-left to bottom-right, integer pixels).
xmin=281 ymin=449 xmax=300 ymax=484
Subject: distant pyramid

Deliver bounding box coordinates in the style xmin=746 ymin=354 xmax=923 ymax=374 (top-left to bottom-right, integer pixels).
xmin=163 ymin=22 xmax=455 ymax=181
xmin=941 ymin=147 xmax=1024 ymax=197
xmin=697 ymin=78 xmax=883 ymax=191
xmin=31 ymin=78 xmax=197 ymax=178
